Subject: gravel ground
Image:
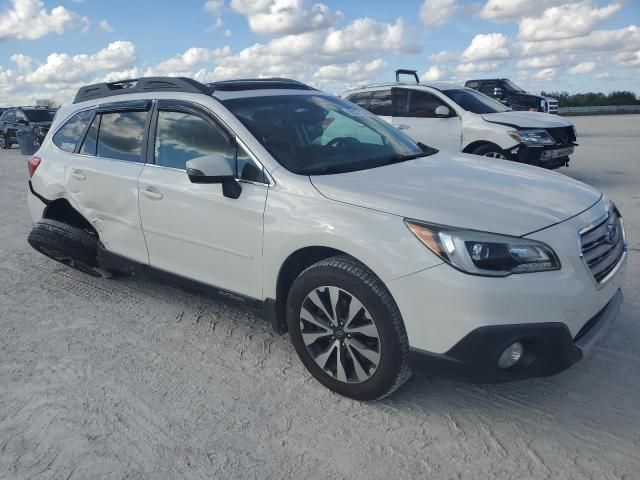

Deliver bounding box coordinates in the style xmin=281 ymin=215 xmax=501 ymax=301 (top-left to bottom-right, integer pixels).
xmin=1 ymin=115 xmax=639 ymax=480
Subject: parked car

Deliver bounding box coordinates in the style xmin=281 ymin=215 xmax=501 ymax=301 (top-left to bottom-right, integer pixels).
xmin=342 ymin=70 xmax=576 ymax=169
xmin=26 ymin=76 xmax=626 ymax=400
xmin=0 ymin=106 xmax=57 ymax=149
xmin=465 ymin=78 xmax=558 ymax=114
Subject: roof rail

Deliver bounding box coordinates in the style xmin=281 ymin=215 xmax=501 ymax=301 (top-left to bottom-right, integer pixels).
xmin=73 ymin=77 xmax=214 ymax=104
xmin=207 ymin=78 xmax=315 ymax=92
xmin=395 ymin=69 xmax=420 ymax=83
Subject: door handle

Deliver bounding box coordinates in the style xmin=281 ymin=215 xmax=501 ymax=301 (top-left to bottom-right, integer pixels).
xmin=396 ymin=124 xmax=410 ymax=130
xmin=142 ymin=187 xmax=164 ymax=200
xmin=71 ymin=170 xmax=86 ymax=181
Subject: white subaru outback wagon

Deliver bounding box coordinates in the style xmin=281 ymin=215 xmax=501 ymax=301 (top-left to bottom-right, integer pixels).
xmin=26 ymin=77 xmax=627 ymax=400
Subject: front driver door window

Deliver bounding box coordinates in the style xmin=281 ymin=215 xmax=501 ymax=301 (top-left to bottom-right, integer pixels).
xmin=137 ymin=102 xmax=268 ymax=299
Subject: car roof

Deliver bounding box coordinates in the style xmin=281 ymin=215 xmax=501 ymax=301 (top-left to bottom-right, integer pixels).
xmin=343 ymin=81 xmax=464 ymax=95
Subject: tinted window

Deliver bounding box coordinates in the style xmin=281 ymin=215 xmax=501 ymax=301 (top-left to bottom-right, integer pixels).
xmin=79 ymin=114 xmax=99 ymax=156
xmin=237 ymin=144 xmax=266 ymax=183
xmin=155 ymin=110 xmax=232 ymax=170
xmin=15 ymin=110 xmax=28 ymax=122
xmin=97 ymin=111 xmax=147 ymax=162
xmin=345 ymin=92 xmax=372 ymax=108
xmin=395 ymin=90 xmax=453 ymax=118
xmin=52 ymin=110 xmax=93 ymax=152
xmin=5 ymin=110 xmax=15 ymax=122
xmin=367 ymin=90 xmax=392 ymax=116
xmin=441 ymin=88 xmax=511 ymax=114
xmin=24 ymin=109 xmax=56 ymax=122
xmin=223 ymin=94 xmax=425 ymax=175
xmin=467 ymin=81 xmax=479 ymax=88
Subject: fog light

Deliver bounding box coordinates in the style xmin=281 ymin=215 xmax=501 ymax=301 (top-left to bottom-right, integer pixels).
xmin=498 ymin=342 xmax=524 ymax=369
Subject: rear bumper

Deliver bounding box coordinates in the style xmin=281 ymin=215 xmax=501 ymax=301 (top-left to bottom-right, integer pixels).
xmin=409 ymin=289 xmax=623 ymax=383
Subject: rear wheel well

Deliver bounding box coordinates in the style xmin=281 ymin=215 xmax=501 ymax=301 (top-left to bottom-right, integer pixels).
xmin=43 ymin=199 xmax=96 ymax=235
xmin=274 ymin=246 xmax=344 ymax=333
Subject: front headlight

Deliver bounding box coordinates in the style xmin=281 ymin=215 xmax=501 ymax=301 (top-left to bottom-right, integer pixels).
xmin=405 ymin=220 xmax=560 ymax=277
xmin=508 ymin=129 xmax=555 ymax=145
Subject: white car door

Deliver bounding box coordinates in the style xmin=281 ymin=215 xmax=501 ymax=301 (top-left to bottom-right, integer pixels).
xmin=137 ymin=100 xmax=268 ymax=300
xmin=66 ymin=102 xmax=151 ymax=264
xmin=392 ymin=88 xmax=462 ymax=152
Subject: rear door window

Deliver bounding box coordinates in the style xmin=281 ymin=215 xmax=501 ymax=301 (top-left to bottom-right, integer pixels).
xmin=345 ymin=92 xmax=372 ymax=109
xmin=97 ymin=111 xmax=147 ymax=162
xmin=367 ymin=90 xmax=392 ymax=116
xmin=394 ymin=89 xmax=453 ymax=118
xmin=52 ymin=110 xmax=93 ymax=152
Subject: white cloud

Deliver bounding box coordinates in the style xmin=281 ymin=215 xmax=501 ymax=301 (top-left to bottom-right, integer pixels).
xmin=422 ymin=65 xmax=447 ymax=81
xmin=231 ymin=0 xmax=341 ymax=36
xmin=518 ymin=2 xmax=622 ymax=41
xmin=614 ymin=50 xmax=640 ymax=67
xmin=517 ymin=54 xmax=565 ymax=69
xmin=224 ymin=29 xmax=232 ymax=37
xmin=203 ymin=0 xmax=224 ymax=13
xmin=534 ymin=67 xmax=556 ymax=81
xmin=479 ymin=0 xmax=580 ymax=21
xmin=99 ymin=19 xmax=113 ymax=32
xmin=213 ymin=17 xmax=224 ymax=29
xmin=10 ymin=53 xmax=33 ymax=71
xmin=567 ymin=61 xmax=596 ymax=74
xmin=145 ymin=46 xmax=231 ymax=76
xmin=0 ymin=0 xmax=89 ymax=40
xmin=593 ymin=71 xmax=611 ymax=79
xmin=26 ymin=41 xmax=136 ymax=85
xmin=324 ymin=18 xmax=419 ymax=55
xmin=455 ymin=61 xmax=501 ymax=74
xmin=519 ymin=25 xmax=640 ymax=57
xmin=420 ymin=0 xmax=458 ymax=26
xmin=462 ymin=33 xmax=510 ymax=61
xmin=313 ymin=59 xmax=386 ymax=83
xmin=429 ymin=50 xmax=459 ymax=64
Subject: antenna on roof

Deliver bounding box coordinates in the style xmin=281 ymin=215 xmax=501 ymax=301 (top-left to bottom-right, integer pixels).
xmin=395 ymin=69 xmax=420 ymax=83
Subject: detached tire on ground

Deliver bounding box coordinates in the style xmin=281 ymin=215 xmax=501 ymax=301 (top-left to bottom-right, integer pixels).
xmin=28 ymin=219 xmax=111 ymax=278
xmin=287 ymin=255 xmax=411 ymax=401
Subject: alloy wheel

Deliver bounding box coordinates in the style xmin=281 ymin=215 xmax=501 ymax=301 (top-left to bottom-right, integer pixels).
xmin=300 ymin=286 xmax=381 ymax=383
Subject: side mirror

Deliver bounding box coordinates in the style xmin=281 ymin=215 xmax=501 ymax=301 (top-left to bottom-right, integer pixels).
xmin=434 ymin=105 xmax=451 ymax=117
xmin=185 ymin=154 xmax=242 ymax=199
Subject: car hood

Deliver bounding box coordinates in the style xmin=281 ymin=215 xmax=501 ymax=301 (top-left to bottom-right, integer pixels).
xmin=482 ymin=111 xmax=572 ymax=129
xmin=310 ymin=152 xmax=601 ymax=236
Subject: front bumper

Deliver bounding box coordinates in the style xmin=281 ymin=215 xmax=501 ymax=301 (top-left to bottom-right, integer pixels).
xmin=408 ymin=289 xmax=623 ymax=383
xmin=512 ymin=144 xmax=574 ymax=169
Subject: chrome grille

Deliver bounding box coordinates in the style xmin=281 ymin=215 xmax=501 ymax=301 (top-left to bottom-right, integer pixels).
xmin=547 ymin=101 xmax=558 ymax=114
xmin=580 ymin=210 xmax=625 ymax=283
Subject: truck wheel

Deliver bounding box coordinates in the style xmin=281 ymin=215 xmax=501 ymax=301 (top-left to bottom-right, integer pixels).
xmin=28 ymin=219 xmax=112 ymax=278
xmin=472 ymin=143 xmax=510 ymax=160
xmin=287 ymin=256 xmax=411 ymax=400
xmin=0 ymin=134 xmax=9 ymax=149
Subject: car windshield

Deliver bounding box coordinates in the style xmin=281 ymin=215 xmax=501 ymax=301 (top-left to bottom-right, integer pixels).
xmin=441 ymin=88 xmax=511 ymax=114
xmin=24 ymin=109 xmax=56 ymax=122
xmin=223 ymin=94 xmax=430 ymax=175
xmin=503 ymin=80 xmax=525 ymax=93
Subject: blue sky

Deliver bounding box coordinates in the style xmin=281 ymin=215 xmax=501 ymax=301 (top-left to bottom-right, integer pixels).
xmin=1 ymin=0 xmax=639 ymax=105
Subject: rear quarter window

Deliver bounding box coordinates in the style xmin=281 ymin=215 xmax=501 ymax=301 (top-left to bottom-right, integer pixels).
xmin=52 ymin=110 xmax=93 ymax=152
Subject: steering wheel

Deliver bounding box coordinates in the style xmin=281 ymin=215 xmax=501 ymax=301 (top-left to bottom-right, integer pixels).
xmin=326 ymin=137 xmax=361 ymax=149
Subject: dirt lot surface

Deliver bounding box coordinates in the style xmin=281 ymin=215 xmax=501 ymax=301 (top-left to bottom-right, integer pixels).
xmin=1 ymin=115 xmax=639 ymax=479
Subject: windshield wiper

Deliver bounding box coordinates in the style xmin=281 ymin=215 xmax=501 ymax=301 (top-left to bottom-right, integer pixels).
xmin=384 ymin=147 xmax=437 ymax=165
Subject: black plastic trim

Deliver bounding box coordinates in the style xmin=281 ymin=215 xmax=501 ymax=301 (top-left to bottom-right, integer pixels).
xmin=28 ymin=181 xmax=50 ymax=205
xmin=208 ymin=78 xmax=314 ymax=92
xmin=73 ymin=77 xmax=213 ymax=104
xmin=409 ymin=322 xmax=583 ymax=383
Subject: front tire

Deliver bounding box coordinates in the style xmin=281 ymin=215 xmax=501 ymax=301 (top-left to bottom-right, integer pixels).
xmin=472 ymin=143 xmax=510 ymax=160
xmin=0 ymin=134 xmax=9 ymax=149
xmin=28 ymin=219 xmax=112 ymax=278
xmin=287 ymin=256 xmax=411 ymax=400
